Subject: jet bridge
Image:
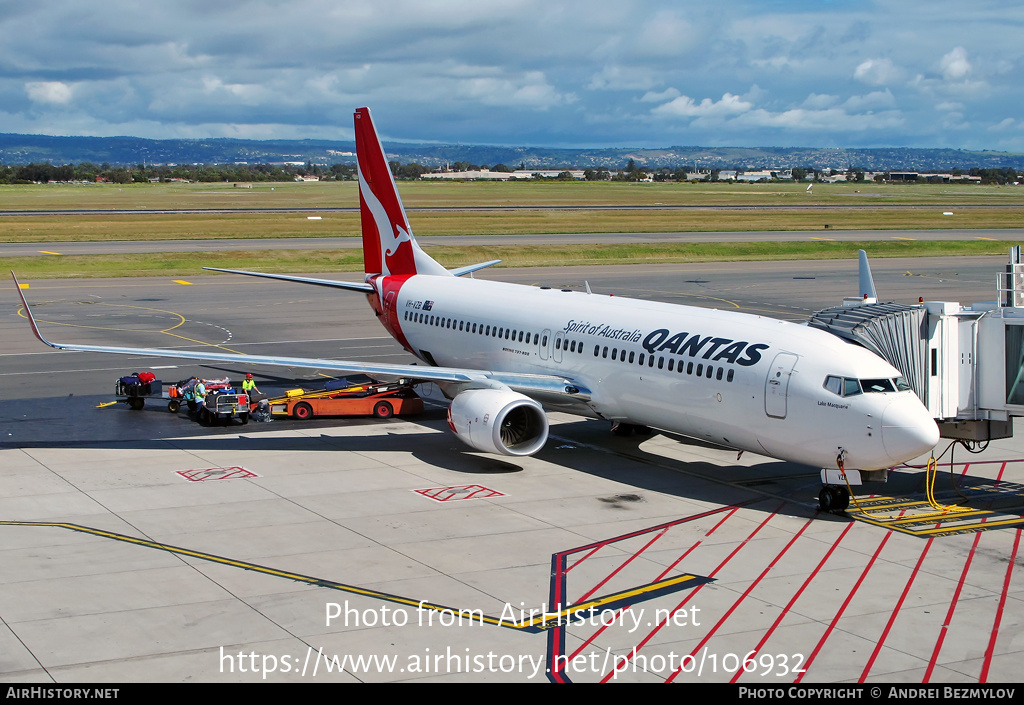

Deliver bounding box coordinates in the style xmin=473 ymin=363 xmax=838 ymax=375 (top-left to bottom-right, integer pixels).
xmin=809 ymin=247 xmax=1024 ymax=444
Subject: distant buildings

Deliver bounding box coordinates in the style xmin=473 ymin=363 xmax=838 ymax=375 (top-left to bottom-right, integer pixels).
xmin=421 ymin=168 xmax=585 ymax=180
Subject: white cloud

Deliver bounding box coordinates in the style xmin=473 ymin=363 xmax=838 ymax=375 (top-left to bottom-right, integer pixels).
xmin=200 ymin=76 xmax=265 ymax=102
xmin=636 ymin=11 xmax=696 ymax=57
xmin=0 ymin=2 xmax=1021 ymax=149
xmin=801 ymin=93 xmax=839 ymax=110
xmin=652 ymin=93 xmax=752 ymax=118
xmin=457 ymin=71 xmax=574 ymax=109
xmin=843 ymin=89 xmax=897 ymax=112
xmin=587 ymin=65 xmax=659 ymax=92
xmin=730 ymin=107 xmax=904 ymax=132
xmin=854 ymin=58 xmax=899 ymax=86
xmin=941 ymin=47 xmax=971 ymax=80
xmin=639 ymin=88 xmax=680 ymax=103
xmin=25 ymin=81 xmax=73 ymax=105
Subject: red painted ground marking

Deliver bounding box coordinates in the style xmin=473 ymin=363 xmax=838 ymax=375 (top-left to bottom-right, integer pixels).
xmin=573 ymin=527 xmax=670 ymax=604
xmin=600 ymin=503 xmax=784 ymax=683
xmin=177 ymin=467 xmax=257 ymax=481
xmin=554 ymin=504 xmax=745 ymax=673
xmin=667 ymin=515 xmax=813 ymax=682
xmin=980 ymin=527 xmax=1021 ymax=682
xmin=566 ymin=506 xmax=743 ymax=662
xmin=565 ymin=544 xmax=605 ymax=574
xmin=994 ymin=460 xmax=1008 ymax=488
xmin=795 ymin=527 xmax=895 ymax=683
xmin=652 ymin=507 xmax=742 ymax=582
xmin=730 ymin=520 xmax=855 ymax=684
xmin=923 ymin=529 xmax=983 ymax=682
xmin=565 ymin=510 xmax=741 ymax=664
xmin=413 ymin=484 xmax=504 ymax=502
xmin=858 ymin=536 xmax=934 ymax=682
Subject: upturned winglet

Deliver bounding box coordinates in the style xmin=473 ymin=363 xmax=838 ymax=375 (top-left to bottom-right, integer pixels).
xmin=11 ymin=271 xmax=62 ymax=349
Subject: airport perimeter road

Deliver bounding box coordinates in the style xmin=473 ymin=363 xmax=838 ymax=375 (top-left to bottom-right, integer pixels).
xmin=1 ymin=256 xmax=1022 ymax=683
xmin=1 ymin=228 xmax=1022 ymax=257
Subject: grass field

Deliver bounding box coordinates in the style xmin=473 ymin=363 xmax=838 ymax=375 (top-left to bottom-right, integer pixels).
xmin=1 ymin=240 xmax=1012 ymax=279
xmin=1 ymin=179 xmax=1020 ymax=278
xmin=2 ymin=179 xmax=1023 ymax=211
xmin=1 ymin=206 xmax=1022 ymax=244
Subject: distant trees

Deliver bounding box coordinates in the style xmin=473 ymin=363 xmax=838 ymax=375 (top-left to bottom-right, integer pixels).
xmin=2 ymin=158 xmax=1019 ymax=187
xmin=0 ymin=161 xmax=360 ymax=184
xmin=971 ymin=167 xmax=1018 ymax=184
xmin=389 ymin=160 xmax=428 ymax=179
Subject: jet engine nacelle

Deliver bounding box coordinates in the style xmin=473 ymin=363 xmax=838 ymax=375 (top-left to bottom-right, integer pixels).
xmin=447 ymin=388 xmax=549 ymax=456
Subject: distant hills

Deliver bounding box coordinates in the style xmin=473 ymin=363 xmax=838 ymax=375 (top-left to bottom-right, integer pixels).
xmin=1 ymin=133 xmax=1022 ymax=172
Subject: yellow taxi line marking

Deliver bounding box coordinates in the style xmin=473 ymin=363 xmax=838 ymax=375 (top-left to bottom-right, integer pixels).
xmin=891 ymin=236 xmax=917 ymax=241
xmin=0 ymin=520 xmax=709 ymax=634
xmin=809 ymin=237 xmax=835 ymax=241
xmin=173 ymin=280 xmax=194 ymax=285
xmin=976 ymin=237 xmax=998 ymax=241
xmin=38 ymin=250 xmax=62 ymax=255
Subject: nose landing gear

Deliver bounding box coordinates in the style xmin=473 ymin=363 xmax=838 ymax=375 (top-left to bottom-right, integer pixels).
xmin=818 ymin=484 xmax=850 ymax=512
xmin=819 ymin=448 xmax=852 ymax=513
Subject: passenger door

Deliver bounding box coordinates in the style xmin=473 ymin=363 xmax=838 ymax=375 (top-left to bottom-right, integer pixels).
xmin=765 ymin=352 xmax=798 ymax=419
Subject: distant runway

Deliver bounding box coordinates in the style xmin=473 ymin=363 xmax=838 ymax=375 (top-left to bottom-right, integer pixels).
xmin=1 ymin=228 xmax=1022 ymax=257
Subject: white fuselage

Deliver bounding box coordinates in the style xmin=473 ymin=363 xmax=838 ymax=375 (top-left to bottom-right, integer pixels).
xmin=386 ymin=275 xmax=938 ymax=471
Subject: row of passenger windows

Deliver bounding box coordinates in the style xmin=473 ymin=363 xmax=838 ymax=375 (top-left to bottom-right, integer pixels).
xmin=404 ymin=309 xmax=735 ymax=382
xmin=594 ymin=345 xmax=736 ymax=382
xmin=404 ymin=310 xmax=586 ymax=352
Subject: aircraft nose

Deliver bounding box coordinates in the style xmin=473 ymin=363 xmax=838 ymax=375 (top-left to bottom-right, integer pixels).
xmin=881 ymin=396 xmax=939 ymax=463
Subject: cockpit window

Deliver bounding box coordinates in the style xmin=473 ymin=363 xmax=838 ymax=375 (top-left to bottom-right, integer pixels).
xmin=823 ymin=375 xmax=842 ymax=395
xmin=861 ymin=378 xmax=896 ymax=393
xmin=824 ymin=374 xmax=912 ymax=397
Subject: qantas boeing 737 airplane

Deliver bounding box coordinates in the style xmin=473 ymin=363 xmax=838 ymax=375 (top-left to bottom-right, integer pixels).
xmin=13 ymin=107 xmax=939 ymax=500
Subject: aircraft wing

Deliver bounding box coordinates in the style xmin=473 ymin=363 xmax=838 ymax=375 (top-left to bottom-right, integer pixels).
xmin=12 ymin=272 xmax=588 ymax=400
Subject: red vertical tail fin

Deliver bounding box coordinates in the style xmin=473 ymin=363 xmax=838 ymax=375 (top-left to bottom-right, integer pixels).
xmin=354 ymin=107 xmax=449 ymax=278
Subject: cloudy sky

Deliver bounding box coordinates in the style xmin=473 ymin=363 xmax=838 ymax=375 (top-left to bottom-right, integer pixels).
xmin=2 ymin=1 xmax=1023 ymax=151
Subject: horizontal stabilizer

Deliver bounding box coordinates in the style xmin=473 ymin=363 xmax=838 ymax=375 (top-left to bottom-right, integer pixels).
xmin=202 ymin=267 xmax=374 ymax=293
xmin=448 ymin=260 xmax=501 ymax=277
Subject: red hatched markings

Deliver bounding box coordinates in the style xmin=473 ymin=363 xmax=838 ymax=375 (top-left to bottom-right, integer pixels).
xmin=177 ymin=467 xmax=258 ymax=482
xmin=541 ymin=492 xmax=1022 ymax=683
xmin=414 ymin=484 xmax=505 ymax=502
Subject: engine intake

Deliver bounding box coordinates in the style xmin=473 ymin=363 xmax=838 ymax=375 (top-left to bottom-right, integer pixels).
xmin=447 ymin=388 xmax=549 ymax=456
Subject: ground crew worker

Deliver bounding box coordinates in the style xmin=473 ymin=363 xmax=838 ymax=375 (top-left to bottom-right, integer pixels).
xmin=194 ymin=379 xmax=207 ymax=413
xmin=242 ymin=373 xmax=260 ymax=396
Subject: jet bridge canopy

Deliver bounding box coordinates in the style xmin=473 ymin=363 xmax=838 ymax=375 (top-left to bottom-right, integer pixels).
xmin=808 ymin=248 xmax=1024 ymax=443
xmin=807 ymin=302 xmax=928 ymax=401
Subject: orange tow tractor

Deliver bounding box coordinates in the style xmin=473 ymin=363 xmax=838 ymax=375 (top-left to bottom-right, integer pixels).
xmin=266 ymin=374 xmax=423 ymax=420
